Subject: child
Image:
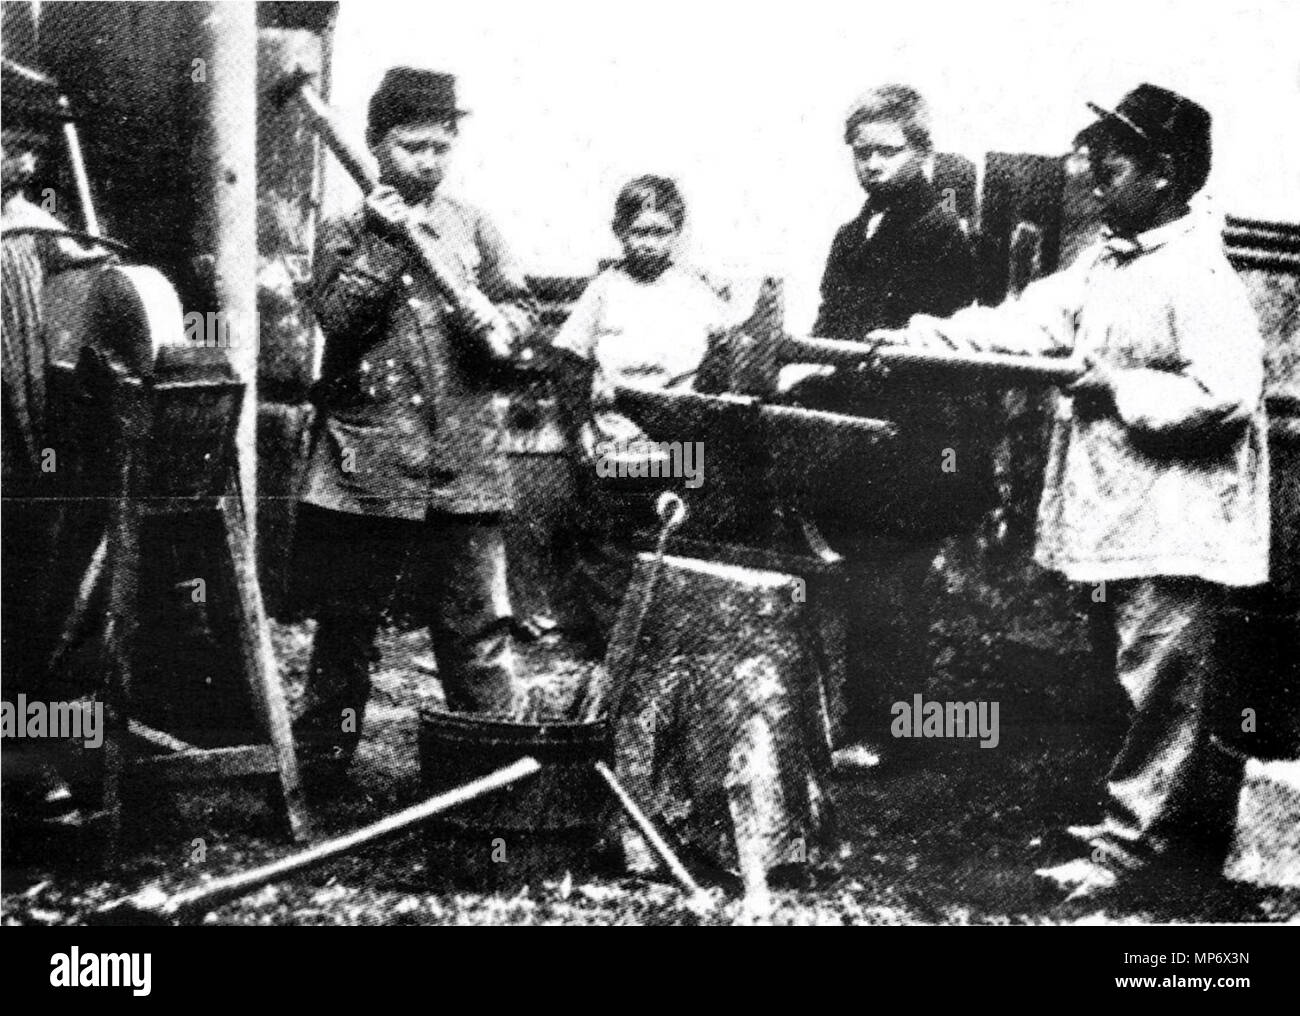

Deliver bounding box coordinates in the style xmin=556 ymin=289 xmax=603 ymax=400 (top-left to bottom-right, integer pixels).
xmin=878 ymin=85 xmax=1269 ymax=903
xmin=550 ymin=175 xmax=740 ymax=653
xmin=792 ymin=83 xmax=980 ymax=774
xmin=294 ymin=68 xmax=538 ymax=770
xmin=552 ymin=176 xmax=737 ymax=452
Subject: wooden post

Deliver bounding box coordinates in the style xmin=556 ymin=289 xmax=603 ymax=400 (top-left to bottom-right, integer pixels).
xmin=189 ymin=4 xmax=310 ymax=840
xmin=195 ymin=1 xmax=259 ymax=535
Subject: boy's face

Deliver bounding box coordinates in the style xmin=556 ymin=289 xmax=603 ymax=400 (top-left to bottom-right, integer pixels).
xmin=617 ymin=208 xmax=679 ymax=280
xmin=1085 ymin=140 xmax=1168 ymax=235
xmin=372 ymin=119 xmax=457 ymax=202
xmin=849 ymin=120 xmax=926 ymax=200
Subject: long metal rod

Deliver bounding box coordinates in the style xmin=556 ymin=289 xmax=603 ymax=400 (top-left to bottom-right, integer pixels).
xmin=100 ymin=757 xmax=542 ymax=924
xmin=58 ymin=96 xmax=100 ymax=237
xmin=581 ymin=491 xmax=687 ymax=721
xmin=782 ymin=334 xmax=1083 ymax=383
xmin=594 ymin=760 xmax=709 ymax=906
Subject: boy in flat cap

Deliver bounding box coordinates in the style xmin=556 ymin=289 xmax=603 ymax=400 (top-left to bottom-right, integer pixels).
xmin=294 ymin=68 xmax=539 ymax=771
xmin=876 ymin=85 xmax=1269 ymax=902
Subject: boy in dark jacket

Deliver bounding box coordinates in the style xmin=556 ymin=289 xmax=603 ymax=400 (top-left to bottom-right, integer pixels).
xmin=791 ymin=85 xmax=979 ymax=770
xmin=294 ymin=68 xmax=538 ymax=770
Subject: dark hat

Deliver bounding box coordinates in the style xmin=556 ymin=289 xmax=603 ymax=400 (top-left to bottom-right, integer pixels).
xmin=1083 ymin=83 xmax=1212 ymax=196
xmin=367 ymin=67 xmax=469 ymax=141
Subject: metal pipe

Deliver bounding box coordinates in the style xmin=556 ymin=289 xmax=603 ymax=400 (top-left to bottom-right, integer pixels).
xmin=94 ymin=756 xmax=543 ymax=925
xmin=57 ymin=95 xmax=100 ymax=236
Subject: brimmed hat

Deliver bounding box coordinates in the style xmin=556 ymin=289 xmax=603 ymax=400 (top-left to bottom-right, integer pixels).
xmin=1082 ymin=83 xmax=1212 ymax=196
xmin=367 ymin=67 xmax=469 ymax=140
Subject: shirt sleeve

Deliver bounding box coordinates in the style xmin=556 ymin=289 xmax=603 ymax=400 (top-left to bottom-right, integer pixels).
xmin=1110 ymin=261 xmax=1264 ymax=438
xmin=310 ymin=211 xmax=410 ymax=342
xmin=550 ymin=272 xmax=605 ymax=361
xmin=473 ymin=210 xmax=541 ymax=345
xmin=902 ymin=252 xmax=1089 ymax=356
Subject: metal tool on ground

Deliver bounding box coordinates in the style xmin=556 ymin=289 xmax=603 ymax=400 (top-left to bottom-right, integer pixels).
xmin=579 ymin=491 xmax=689 ymax=722
xmin=91 ymin=756 xmax=542 ymax=925
xmin=594 ymin=760 xmax=713 ymax=912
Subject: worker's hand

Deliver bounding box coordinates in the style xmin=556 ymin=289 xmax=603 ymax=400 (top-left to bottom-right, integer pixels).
xmin=777 ymin=363 xmax=836 ymax=397
xmin=455 ymin=287 xmax=513 ymax=357
xmin=866 ymin=328 xmax=905 ymax=347
xmin=365 ymin=185 xmax=412 ymax=239
xmin=896 ymin=315 xmax=996 ymax=354
xmin=1066 ymin=355 xmax=1116 ymax=397
xmin=590 ymin=368 xmax=618 ymax=409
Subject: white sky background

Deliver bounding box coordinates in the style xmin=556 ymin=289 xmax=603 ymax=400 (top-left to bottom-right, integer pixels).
xmin=325 ymin=0 xmax=1300 ymax=329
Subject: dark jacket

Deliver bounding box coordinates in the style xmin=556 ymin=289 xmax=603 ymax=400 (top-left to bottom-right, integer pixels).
xmin=301 ymin=194 xmax=538 ymax=519
xmin=801 ymin=178 xmax=990 ymax=543
xmin=812 ymin=177 xmax=975 ymax=340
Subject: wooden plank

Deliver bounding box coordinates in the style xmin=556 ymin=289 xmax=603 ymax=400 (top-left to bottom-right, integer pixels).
xmin=126 ymin=719 xmax=196 ymax=754
xmin=221 ymin=495 xmax=311 ymax=840
xmin=670 ymin=537 xmax=842 ymax=578
xmin=132 ymin=744 xmax=280 ymax=784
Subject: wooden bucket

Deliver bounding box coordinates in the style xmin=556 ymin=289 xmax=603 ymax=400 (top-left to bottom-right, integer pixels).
xmin=417 ymin=708 xmax=613 ymax=886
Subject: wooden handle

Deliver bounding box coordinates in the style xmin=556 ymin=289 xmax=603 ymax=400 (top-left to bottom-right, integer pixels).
xmin=782 ymin=335 xmax=1084 ymax=383
xmin=282 ymin=80 xmax=476 ymax=316
xmin=292 ymin=84 xmax=380 ymax=194
xmin=148 ymin=756 xmax=541 ymax=922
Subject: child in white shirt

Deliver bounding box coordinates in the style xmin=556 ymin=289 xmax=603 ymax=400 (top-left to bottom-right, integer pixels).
xmin=550 ymin=176 xmax=738 ymax=653
xmin=552 ymin=175 xmax=738 ymax=457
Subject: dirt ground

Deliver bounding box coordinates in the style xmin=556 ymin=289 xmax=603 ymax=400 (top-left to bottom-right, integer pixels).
xmin=3 ymin=542 xmax=1297 ymax=926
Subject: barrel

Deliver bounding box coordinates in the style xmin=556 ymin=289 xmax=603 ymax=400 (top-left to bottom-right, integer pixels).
xmin=417 ymin=708 xmax=613 ymax=887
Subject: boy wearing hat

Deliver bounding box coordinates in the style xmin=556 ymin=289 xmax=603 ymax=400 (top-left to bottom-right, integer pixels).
xmin=294 ymin=68 xmax=539 ymax=768
xmin=876 ymin=84 xmax=1269 ymax=902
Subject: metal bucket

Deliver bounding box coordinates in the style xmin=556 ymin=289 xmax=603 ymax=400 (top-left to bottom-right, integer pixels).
xmin=417 ymin=708 xmax=613 ymax=886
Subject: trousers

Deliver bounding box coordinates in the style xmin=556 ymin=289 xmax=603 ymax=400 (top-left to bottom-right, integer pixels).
xmin=838 ymin=537 xmax=940 ymax=741
xmin=293 ymin=505 xmax=518 ymax=760
xmin=1087 ymin=576 xmax=1244 ymax=872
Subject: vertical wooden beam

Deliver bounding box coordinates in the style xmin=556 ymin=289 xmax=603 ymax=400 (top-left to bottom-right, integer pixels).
xmin=195 ymin=1 xmax=259 ymax=535
xmin=193 ymin=3 xmax=310 ymax=839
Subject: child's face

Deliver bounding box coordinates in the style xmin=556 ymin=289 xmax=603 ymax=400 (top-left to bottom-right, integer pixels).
xmin=617 ymin=209 xmax=679 ymax=280
xmin=372 ymin=119 xmax=457 ymax=202
xmin=849 ymin=120 xmax=926 ymax=200
xmin=1086 ymin=142 xmax=1169 ymax=235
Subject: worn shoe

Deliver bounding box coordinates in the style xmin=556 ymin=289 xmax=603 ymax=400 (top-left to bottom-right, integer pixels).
xmin=831 ymin=743 xmax=883 ymax=774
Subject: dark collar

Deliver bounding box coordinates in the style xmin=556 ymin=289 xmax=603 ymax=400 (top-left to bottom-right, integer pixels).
xmin=864 ymin=176 xmax=938 ymax=219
